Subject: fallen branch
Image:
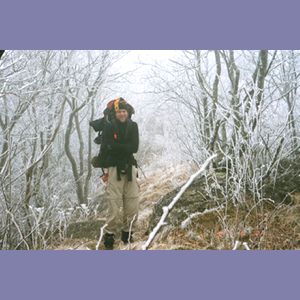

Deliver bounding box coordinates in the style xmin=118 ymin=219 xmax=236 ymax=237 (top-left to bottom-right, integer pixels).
xmin=142 ymin=154 xmax=217 ymax=250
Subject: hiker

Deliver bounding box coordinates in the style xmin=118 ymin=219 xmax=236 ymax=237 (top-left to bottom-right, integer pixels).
xmin=99 ymin=98 xmax=140 ymax=250
xmin=89 ymin=99 xmax=135 ymax=170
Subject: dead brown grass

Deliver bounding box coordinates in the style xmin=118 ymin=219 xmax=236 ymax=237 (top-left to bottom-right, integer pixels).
xmin=51 ymin=163 xmax=300 ymax=250
xmin=149 ymin=194 xmax=300 ymax=250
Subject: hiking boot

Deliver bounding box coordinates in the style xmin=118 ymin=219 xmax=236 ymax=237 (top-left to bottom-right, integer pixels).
xmin=104 ymin=233 xmax=115 ymax=250
xmin=121 ymin=230 xmax=134 ymax=244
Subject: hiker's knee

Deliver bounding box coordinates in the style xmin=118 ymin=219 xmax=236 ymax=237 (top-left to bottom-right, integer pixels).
xmin=124 ymin=178 xmax=139 ymax=199
xmin=123 ymin=195 xmax=139 ymax=216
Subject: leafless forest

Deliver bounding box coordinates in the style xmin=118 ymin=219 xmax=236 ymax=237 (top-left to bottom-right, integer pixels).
xmin=0 ymin=50 xmax=299 ymax=250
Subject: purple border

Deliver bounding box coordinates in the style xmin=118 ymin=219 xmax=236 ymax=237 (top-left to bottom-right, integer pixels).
xmin=1 ymin=0 xmax=300 ymax=49
xmin=0 ymin=251 xmax=299 ymax=299
xmin=1 ymin=0 xmax=300 ymax=299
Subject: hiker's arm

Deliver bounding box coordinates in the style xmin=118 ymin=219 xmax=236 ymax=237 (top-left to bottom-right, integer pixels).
xmin=109 ymin=123 xmax=139 ymax=153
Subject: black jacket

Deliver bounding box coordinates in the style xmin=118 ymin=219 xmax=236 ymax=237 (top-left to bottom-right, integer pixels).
xmin=101 ymin=118 xmax=139 ymax=180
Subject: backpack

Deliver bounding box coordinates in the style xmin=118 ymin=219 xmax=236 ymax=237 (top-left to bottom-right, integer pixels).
xmin=89 ymin=98 xmax=135 ymax=169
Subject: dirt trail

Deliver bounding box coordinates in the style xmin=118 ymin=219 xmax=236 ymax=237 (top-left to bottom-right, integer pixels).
xmin=52 ymin=163 xmax=193 ymax=250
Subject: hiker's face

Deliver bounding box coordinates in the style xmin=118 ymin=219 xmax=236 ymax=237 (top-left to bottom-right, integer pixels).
xmin=115 ymin=109 xmax=128 ymax=122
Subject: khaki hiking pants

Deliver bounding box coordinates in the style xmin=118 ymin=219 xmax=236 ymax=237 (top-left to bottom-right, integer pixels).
xmin=105 ymin=165 xmax=140 ymax=235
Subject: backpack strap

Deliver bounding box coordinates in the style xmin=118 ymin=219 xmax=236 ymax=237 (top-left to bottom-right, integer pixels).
xmin=124 ymin=119 xmax=133 ymax=141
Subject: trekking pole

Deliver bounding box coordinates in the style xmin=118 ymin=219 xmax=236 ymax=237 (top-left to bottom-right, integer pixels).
xmin=138 ymin=165 xmax=147 ymax=179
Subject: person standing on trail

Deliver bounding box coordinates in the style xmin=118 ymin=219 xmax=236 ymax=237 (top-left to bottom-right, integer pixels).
xmin=100 ymin=98 xmax=140 ymax=250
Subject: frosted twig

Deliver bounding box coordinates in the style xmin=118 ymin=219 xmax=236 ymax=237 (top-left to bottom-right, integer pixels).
xmin=180 ymin=205 xmax=224 ymax=229
xmin=96 ymin=223 xmax=108 ymax=250
xmin=6 ymin=210 xmax=30 ymax=250
xmin=232 ymin=240 xmax=251 ymax=250
xmin=232 ymin=240 xmax=241 ymax=250
xmin=127 ymin=214 xmax=137 ymax=249
xmin=243 ymin=242 xmax=250 ymax=250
